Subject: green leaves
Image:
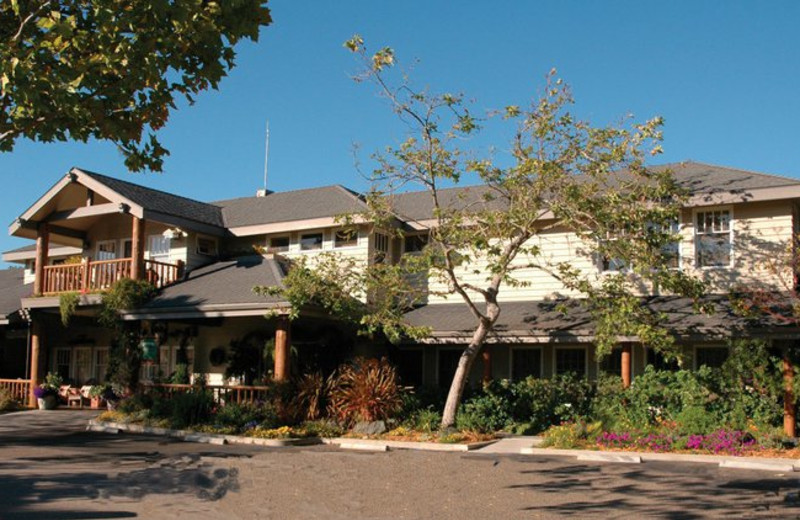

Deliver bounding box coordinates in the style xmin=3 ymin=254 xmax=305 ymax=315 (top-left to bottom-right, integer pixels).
xmin=1 ymin=0 xmax=272 ymax=172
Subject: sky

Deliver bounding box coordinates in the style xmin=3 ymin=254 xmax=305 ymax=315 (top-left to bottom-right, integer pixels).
xmin=1 ymin=1 xmax=799 ymax=258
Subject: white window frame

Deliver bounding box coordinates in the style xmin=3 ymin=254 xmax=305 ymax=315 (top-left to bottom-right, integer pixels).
xmin=94 ymin=347 xmax=110 ymax=382
xmin=96 ymin=240 xmax=117 ymax=261
xmin=509 ymin=346 xmax=543 ymax=381
xmin=334 ymin=228 xmax=359 ymax=249
xmin=148 ymin=234 xmax=171 ymax=261
xmin=299 ymin=231 xmax=325 ymax=252
xmin=196 ymin=235 xmax=218 ymax=256
xmin=267 ymin=235 xmax=291 ymax=253
xmin=552 ymin=346 xmax=589 ymax=377
xmin=693 ymin=206 xmax=734 ymax=269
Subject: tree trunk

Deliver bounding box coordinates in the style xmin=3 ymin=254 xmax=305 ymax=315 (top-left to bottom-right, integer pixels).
xmin=440 ymin=321 xmax=491 ymax=429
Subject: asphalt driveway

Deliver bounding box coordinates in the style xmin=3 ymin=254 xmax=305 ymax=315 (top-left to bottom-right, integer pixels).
xmin=1 ymin=410 xmax=799 ymax=519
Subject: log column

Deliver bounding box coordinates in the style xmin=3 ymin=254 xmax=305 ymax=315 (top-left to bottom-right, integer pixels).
xmin=131 ymin=216 xmax=145 ymax=280
xmin=784 ymin=354 xmax=796 ymax=438
xmin=33 ymin=223 xmax=49 ymax=296
xmin=274 ymin=317 xmax=291 ymax=382
xmin=481 ymin=348 xmax=492 ymax=385
xmin=621 ymin=343 xmax=633 ymax=389
xmin=28 ymin=319 xmax=42 ymax=408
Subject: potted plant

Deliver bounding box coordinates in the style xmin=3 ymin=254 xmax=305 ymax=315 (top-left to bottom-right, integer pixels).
xmin=34 ymin=372 xmax=63 ymax=410
xmin=88 ymin=385 xmax=107 ymax=409
xmin=102 ymin=384 xmax=123 ymax=411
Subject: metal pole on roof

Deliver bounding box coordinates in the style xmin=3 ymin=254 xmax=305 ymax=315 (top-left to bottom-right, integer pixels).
xmin=263 ymin=120 xmax=270 ymax=192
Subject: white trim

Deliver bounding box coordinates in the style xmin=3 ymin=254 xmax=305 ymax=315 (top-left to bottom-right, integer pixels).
xmin=95 ymin=239 xmax=117 ymax=260
xmin=552 ymin=345 xmax=589 ymax=377
xmin=299 ymin=230 xmax=325 ymax=252
xmin=196 ymin=234 xmax=218 ymax=256
xmin=3 ymin=245 xmax=83 ymax=263
xmin=228 ymin=215 xmax=370 ymax=238
xmin=266 ymin=234 xmax=291 ymax=254
xmin=509 ymin=345 xmax=543 ymax=380
xmin=692 ymin=206 xmax=734 ymax=269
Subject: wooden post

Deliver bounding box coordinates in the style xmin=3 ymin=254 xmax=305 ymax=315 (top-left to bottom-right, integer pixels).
xmin=33 ymin=223 xmax=49 ymax=296
xmin=274 ymin=317 xmax=290 ymax=382
xmin=481 ymin=348 xmax=492 ymax=385
xmin=784 ymin=355 xmax=796 ymax=438
xmin=131 ymin=217 xmax=145 ymax=280
xmin=28 ymin=319 xmax=42 ymax=408
xmin=621 ymin=343 xmax=632 ymax=389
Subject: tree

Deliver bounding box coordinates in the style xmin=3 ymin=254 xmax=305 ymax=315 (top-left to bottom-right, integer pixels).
xmin=265 ymin=38 xmax=707 ymax=429
xmin=1 ymin=0 xmax=271 ymax=171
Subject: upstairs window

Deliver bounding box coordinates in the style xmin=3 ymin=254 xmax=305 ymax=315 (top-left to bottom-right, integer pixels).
xmin=599 ymin=230 xmax=627 ymax=272
xmin=404 ymin=233 xmax=429 ymax=253
xmin=660 ymin=220 xmax=681 ymax=269
xmin=300 ymin=232 xmax=323 ymax=251
xmin=374 ymin=232 xmax=390 ymax=263
xmin=196 ymin=236 xmax=218 ymax=256
xmin=334 ymin=229 xmax=358 ymax=248
xmin=695 ymin=209 xmax=732 ymax=267
xmin=268 ymin=236 xmax=290 ymax=253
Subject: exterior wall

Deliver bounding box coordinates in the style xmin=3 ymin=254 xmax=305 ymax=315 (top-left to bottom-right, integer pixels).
xmin=422 ymin=199 xmax=796 ymax=304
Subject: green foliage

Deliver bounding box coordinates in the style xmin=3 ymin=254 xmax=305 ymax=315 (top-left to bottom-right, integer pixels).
xmin=404 ymin=407 xmax=442 ymax=434
xmin=542 ymin=421 xmax=603 ymax=449
xmin=171 ymin=363 xmax=190 ymax=385
xmin=456 ymin=385 xmax=514 ymax=433
xmin=224 ymin=333 xmax=274 ymax=385
xmin=99 ymin=279 xmax=157 ymax=328
xmin=0 ymin=387 xmax=17 ymax=411
xmin=301 ymin=419 xmax=345 ymax=438
xmin=213 ymin=402 xmax=277 ymax=430
xmin=293 ymin=372 xmax=332 ymax=421
xmin=58 ymin=292 xmax=79 ymax=327
xmin=43 ymin=372 xmax=63 ymax=391
xmin=0 ymin=1 xmax=271 ymax=172
xmin=169 ymin=389 xmax=214 ymax=430
xmin=328 ymin=357 xmax=403 ymax=425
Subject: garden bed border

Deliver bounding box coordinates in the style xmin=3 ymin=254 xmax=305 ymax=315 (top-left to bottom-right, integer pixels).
xmin=323 ymin=437 xmax=498 ymax=452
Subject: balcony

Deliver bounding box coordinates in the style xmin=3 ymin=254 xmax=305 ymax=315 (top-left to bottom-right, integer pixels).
xmin=41 ymin=258 xmax=182 ymax=295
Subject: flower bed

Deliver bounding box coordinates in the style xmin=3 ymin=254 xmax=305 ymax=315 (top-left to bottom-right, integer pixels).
xmin=344 ymin=426 xmax=495 ymax=444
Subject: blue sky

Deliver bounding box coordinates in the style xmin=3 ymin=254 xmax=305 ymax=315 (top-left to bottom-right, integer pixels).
xmin=1 ymin=1 xmax=799 ymax=257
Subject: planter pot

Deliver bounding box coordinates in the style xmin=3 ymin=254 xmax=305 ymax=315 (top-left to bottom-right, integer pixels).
xmin=90 ymin=397 xmax=104 ymax=410
xmin=37 ymin=395 xmax=58 ymax=410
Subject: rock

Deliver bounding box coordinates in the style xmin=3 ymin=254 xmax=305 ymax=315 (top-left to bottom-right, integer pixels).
xmin=352 ymin=421 xmax=387 ymax=436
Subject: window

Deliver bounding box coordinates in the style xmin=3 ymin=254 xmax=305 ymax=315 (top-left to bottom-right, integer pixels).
xmin=645 ymin=349 xmax=680 ymax=371
xmin=334 ymin=229 xmax=358 ymax=248
xmin=96 ymin=240 xmax=117 ymax=261
xmin=55 ymin=348 xmax=71 ymax=382
xmin=660 ymin=220 xmax=681 ymax=269
xmin=511 ymin=348 xmax=542 ymax=380
xmin=196 ymin=235 xmax=218 ymax=256
xmin=74 ymin=348 xmax=92 ymax=384
xmin=695 ymin=209 xmax=732 ymax=267
xmin=123 ymin=239 xmax=133 ymax=259
xmin=300 ymin=232 xmax=323 ymax=251
xmin=374 ymin=232 xmax=390 ymax=263
xmin=268 ymin=236 xmax=290 ymax=253
xmin=599 ymin=229 xmax=627 ymax=272
xmin=599 ymin=348 xmax=623 ymax=374
xmin=404 ymin=233 xmax=429 ymax=253
xmin=555 ymin=347 xmax=587 ymax=376
xmin=695 ymin=346 xmax=729 ymax=369
xmin=148 ymin=235 xmax=171 ymax=260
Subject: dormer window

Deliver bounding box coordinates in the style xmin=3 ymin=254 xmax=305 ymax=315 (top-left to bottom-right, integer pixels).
xmin=374 ymin=232 xmax=390 ymax=263
xmin=196 ymin=235 xmax=218 ymax=256
xmin=404 ymin=233 xmax=428 ymax=253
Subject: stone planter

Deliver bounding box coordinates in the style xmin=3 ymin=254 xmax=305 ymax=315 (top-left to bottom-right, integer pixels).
xmin=37 ymin=395 xmax=58 ymax=410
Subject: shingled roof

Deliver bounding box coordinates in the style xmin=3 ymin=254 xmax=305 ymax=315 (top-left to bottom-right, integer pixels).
xmin=127 ymin=255 xmax=289 ymax=318
xmin=212 ymin=185 xmax=368 ymax=228
xmin=0 ymin=269 xmax=32 ymax=322
xmin=78 ymin=169 xmax=225 ymax=228
xmin=404 ymin=294 xmax=799 ymax=342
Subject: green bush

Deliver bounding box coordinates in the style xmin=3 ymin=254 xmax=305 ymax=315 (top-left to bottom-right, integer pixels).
xmin=405 ymin=406 xmax=442 ymax=433
xmin=214 ymin=402 xmax=278 ymax=430
xmin=456 ymin=380 xmax=514 ymax=433
xmin=170 ymin=389 xmax=214 ymax=429
xmin=0 ymin=387 xmax=17 ymax=411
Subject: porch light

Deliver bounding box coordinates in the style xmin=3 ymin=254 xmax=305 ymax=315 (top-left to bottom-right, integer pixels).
xmin=140 ymin=337 xmax=158 ymax=363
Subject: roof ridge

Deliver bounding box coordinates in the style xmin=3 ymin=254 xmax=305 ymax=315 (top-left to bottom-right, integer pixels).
xmin=664 ymin=160 xmax=800 ymax=185
xmin=211 ymin=184 xmax=363 ymax=205
xmin=75 ymin=168 xmax=224 ymax=210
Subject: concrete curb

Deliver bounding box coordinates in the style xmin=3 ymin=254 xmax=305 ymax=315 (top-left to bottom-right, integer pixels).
xmin=324 ymin=437 xmax=497 ymax=452
xmin=520 ymin=446 xmax=800 ymax=472
xmin=87 ymin=419 xmax=323 ymax=447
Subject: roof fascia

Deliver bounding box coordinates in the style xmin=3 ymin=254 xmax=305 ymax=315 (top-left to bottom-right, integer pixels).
xmin=687 ymin=184 xmax=800 ymax=207
xmin=72 ymin=168 xmax=144 ymax=218
xmin=228 ymin=215 xmax=372 ymax=237
xmin=3 ymin=245 xmax=83 ymax=263
xmin=141 ymin=209 xmax=226 ymax=237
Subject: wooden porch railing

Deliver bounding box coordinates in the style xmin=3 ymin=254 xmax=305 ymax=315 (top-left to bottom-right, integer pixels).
xmin=142 ymin=383 xmax=272 ymax=405
xmin=0 ymin=379 xmax=32 ymax=405
xmin=42 ymin=257 xmax=180 ymax=295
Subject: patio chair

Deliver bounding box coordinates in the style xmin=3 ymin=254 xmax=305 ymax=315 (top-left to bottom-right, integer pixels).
xmin=66 ymin=386 xmax=83 ymax=408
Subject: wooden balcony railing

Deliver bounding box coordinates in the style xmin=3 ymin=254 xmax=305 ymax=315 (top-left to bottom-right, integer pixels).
xmin=42 ymin=257 xmax=181 ymax=295
xmin=0 ymin=379 xmax=32 ymax=405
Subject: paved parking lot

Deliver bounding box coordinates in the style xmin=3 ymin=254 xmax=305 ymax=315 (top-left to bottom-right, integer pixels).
xmin=1 ymin=410 xmax=799 ymax=519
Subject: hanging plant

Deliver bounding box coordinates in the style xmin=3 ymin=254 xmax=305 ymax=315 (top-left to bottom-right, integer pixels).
xmin=59 ymin=292 xmax=80 ymax=327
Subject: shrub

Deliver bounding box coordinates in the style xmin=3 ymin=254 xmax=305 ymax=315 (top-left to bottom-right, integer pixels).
xmin=456 ymin=380 xmax=514 ymax=433
xmin=214 ymin=402 xmax=278 ymax=430
xmin=170 ymin=389 xmax=214 ymax=429
xmin=405 ymin=406 xmax=442 ymax=433
xmin=542 ymin=421 xmax=602 ymax=449
xmin=0 ymin=387 xmax=16 ymax=411
xmin=302 ymin=419 xmax=345 ymax=438
xmin=293 ymin=372 xmax=332 ymax=421
xmin=328 ymin=357 xmax=402 ymax=425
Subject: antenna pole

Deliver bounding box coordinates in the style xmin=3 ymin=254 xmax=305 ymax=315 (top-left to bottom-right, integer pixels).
xmin=263 ymin=121 xmax=270 ymax=191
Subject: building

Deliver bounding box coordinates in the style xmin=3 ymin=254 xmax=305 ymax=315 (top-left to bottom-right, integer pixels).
xmin=1 ymin=162 xmax=798 ymax=407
